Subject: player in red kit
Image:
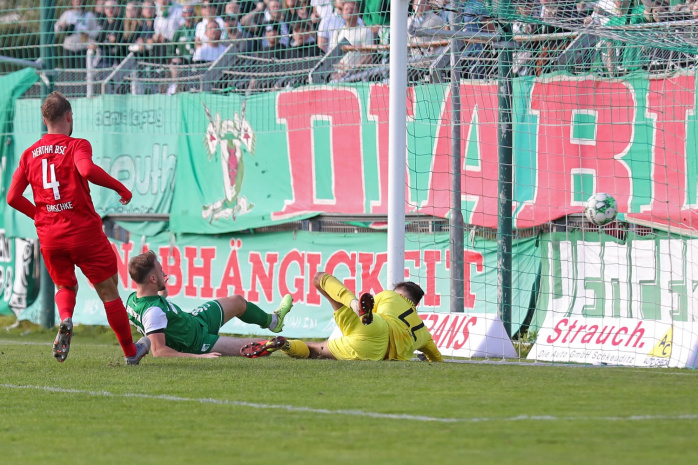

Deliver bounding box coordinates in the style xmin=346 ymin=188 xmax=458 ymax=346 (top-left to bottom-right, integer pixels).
xmin=6 ymin=92 xmax=150 ymax=365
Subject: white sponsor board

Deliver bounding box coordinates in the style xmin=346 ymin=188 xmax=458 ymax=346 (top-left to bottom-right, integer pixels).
xmin=543 ymin=238 xmax=698 ymax=324
xmin=531 ymin=237 xmax=698 ymax=368
xmin=528 ymin=314 xmax=698 ymax=368
xmin=328 ymin=312 xmax=518 ymax=359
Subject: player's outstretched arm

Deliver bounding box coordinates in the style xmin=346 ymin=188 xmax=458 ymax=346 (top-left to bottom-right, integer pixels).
xmin=418 ymin=339 xmax=444 ymax=362
xmin=6 ymin=169 xmax=36 ymax=219
xmin=75 ymin=158 xmax=133 ymax=205
xmin=147 ymin=332 xmax=221 ymax=358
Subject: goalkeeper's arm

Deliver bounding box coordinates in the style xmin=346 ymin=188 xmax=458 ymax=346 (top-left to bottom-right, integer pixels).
xmin=418 ymin=339 xmax=443 ymax=362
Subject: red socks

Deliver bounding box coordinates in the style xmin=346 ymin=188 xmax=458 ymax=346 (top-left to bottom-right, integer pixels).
xmin=104 ymin=299 xmax=136 ymax=357
xmin=55 ymin=288 xmax=76 ymax=322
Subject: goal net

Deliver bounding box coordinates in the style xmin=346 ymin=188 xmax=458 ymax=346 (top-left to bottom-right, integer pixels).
xmin=405 ymin=0 xmax=698 ymax=366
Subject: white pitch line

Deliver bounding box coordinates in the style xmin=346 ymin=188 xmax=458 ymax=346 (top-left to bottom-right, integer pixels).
xmin=2 ymin=384 xmax=697 ymax=424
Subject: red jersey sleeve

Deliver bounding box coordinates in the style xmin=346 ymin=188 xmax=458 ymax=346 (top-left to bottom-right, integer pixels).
xmin=6 ymin=164 xmax=36 ymax=220
xmin=72 ymin=139 xmax=93 ymax=163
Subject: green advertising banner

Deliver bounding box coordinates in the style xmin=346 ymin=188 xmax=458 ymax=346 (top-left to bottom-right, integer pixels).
xmin=0 ymin=69 xmax=38 ymax=238
xmin=0 ymin=69 xmax=41 ymax=316
xmin=10 ymin=95 xmax=179 ymax=237
xmin=8 ymin=72 xmax=698 ymax=238
xmin=19 ymin=231 xmax=540 ymax=338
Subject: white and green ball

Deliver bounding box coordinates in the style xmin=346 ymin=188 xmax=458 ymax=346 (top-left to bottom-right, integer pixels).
xmin=584 ymin=193 xmax=618 ymax=226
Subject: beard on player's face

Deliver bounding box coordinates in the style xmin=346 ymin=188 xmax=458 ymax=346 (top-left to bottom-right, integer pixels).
xmin=148 ymin=268 xmax=167 ymax=291
xmin=157 ymin=271 xmax=168 ymax=291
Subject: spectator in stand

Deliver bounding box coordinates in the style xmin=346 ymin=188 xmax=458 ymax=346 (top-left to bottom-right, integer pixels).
xmin=615 ymin=0 xmax=651 ymax=72
xmin=143 ymin=0 xmax=182 ymax=63
xmin=283 ymin=0 xmax=299 ymax=22
xmin=330 ymin=0 xmax=373 ymax=77
xmin=673 ymin=0 xmax=696 ymax=15
xmin=94 ymin=0 xmax=108 ymax=28
xmin=407 ymin=0 xmax=446 ymax=60
xmin=242 ymin=0 xmax=291 ymax=48
xmin=312 ymin=0 xmax=335 ymax=21
xmin=295 ymin=0 xmax=315 ymax=24
xmin=363 ymin=0 xmax=390 ymax=48
xmin=237 ymin=0 xmax=259 ymax=15
xmin=283 ymin=0 xmax=313 ymax=24
xmin=582 ymin=0 xmax=621 ymax=26
xmin=286 ymin=20 xmax=322 ymax=58
xmin=193 ymin=21 xmax=229 ymax=62
xmin=593 ymin=0 xmax=629 ymax=75
xmin=258 ymin=22 xmax=288 ymax=59
xmin=171 ymin=3 xmax=198 ymax=63
xmin=265 ymin=0 xmax=291 ymax=47
xmin=641 ymin=0 xmax=655 ymax=21
xmin=225 ymin=0 xmax=261 ymax=52
xmin=317 ymin=0 xmax=365 ymax=53
xmin=646 ymin=1 xmax=686 ymax=70
xmin=196 ymin=0 xmax=229 ymax=49
xmin=240 ymin=1 xmax=267 ymax=51
xmin=54 ymin=0 xmax=102 ymax=68
xmin=122 ymin=1 xmax=144 ymax=56
xmin=93 ymin=0 xmax=124 ymax=67
xmin=652 ymin=2 xmax=671 ymax=21
xmin=154 ymin=0 xmax=184 ymax=44
xmin=132 ymin=0 xmax=157 ymax=57
xmin=541 ymin=0 xmax=582 ymax=25
xmin=224 ymin=0 xmax=245 ymax=41
xmin=512 ymin=0 xmax=542 ymax=76
xmin=271 ymin=20 xmax=319 ymax=88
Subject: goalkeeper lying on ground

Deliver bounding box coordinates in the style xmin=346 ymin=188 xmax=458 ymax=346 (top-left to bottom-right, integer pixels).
xmin=241 ymin=272 xmax=443 ymax=362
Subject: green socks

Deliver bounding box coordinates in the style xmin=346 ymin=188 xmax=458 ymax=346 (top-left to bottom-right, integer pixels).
xmin=239 ymin=301 xmax=272 ymax=328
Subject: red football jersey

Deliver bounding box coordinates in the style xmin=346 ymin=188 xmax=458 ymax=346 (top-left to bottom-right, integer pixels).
xmin=18 ymin=133 xmax=105 ymax=248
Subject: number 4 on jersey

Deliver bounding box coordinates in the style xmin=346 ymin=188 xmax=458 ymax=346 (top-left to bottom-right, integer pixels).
xmin=42 ymin=158 xmax=61 ymax=200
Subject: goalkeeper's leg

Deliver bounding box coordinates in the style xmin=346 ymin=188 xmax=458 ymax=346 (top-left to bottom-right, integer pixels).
xmin=240 ymin=337 xmax=335 ymax=359
xmin=313 ymin=272 xmax=372 ymax=322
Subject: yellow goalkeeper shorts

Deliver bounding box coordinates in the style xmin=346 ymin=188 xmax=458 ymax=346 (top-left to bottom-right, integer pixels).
xmin=327 ymin=305 xmax=389 ymax=361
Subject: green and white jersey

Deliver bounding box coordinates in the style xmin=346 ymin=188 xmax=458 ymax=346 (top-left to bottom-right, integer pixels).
xmin=126 ymin=293 xmax=212 ymax=354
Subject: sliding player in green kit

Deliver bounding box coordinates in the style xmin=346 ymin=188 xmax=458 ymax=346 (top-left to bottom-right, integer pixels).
xmin=126 ymin=250 xmax=293 ymax=358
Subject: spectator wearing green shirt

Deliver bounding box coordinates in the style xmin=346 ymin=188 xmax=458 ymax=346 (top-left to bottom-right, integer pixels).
xmin=601 ymin=0 xmax=652 ymax=75
xmin=171 ymin=4 xmax=198 ymax=63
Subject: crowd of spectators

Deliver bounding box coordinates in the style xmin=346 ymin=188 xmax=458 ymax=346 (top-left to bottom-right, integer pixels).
xmin=51 ymin=0 xmax=698 ymax=89
xmin=512 ymin=0 xmax=698 ymax=77
xmin=53 ymin=0 xmax=402 ymax=69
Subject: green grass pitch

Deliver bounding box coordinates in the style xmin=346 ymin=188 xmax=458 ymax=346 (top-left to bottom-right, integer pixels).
xmin=1 ymin=317 xmax=696 ymax=465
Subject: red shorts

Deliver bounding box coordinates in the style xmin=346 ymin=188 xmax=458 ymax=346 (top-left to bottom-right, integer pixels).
xmin=41 ymin=235 xmax=118 ymax=288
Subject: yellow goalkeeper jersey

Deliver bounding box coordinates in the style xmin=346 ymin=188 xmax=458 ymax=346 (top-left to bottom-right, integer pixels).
xmin=374 ymin=290 xmax=443 ymax=362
